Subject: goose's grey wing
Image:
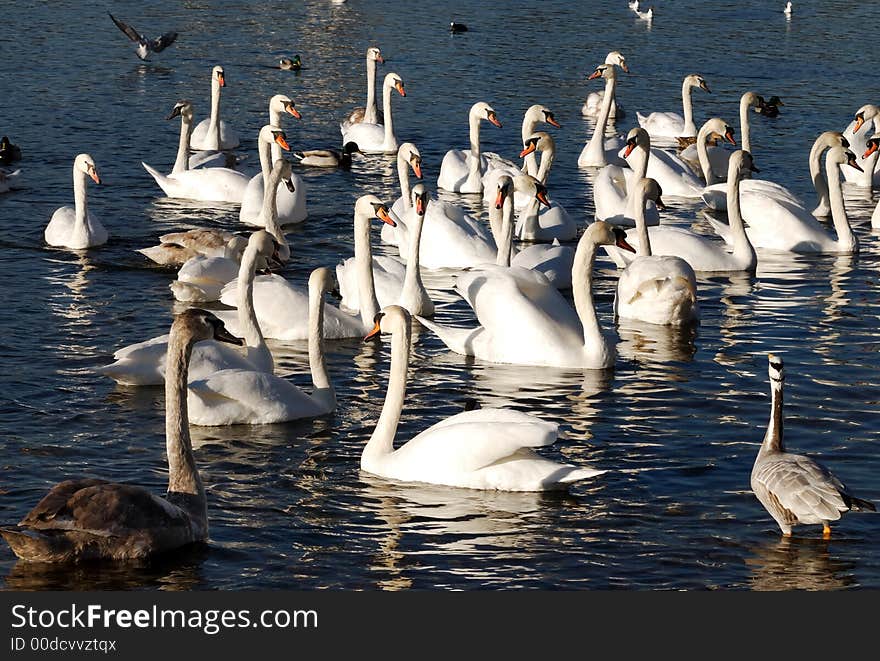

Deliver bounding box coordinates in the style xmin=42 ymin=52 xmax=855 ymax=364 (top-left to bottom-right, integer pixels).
xmin=150 ymin=31 xmax=178 ymax=53
xmin=108 ymin=13 xmax=142 ymax=43
xmin=752 ymin=454 xmax=850 ymax=523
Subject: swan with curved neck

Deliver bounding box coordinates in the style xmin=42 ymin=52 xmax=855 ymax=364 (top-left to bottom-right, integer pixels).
xmin=812 ymin=131 xmax=850 ymax=216
xmin=268 ymin=94 xmax=302 ymax=161
xmin=187 ymin=268 xmax=337 ymax=426
xmin=417 ymin=220 xmax=636 ymax=368
xmin=1 ymin=310 xmax=241 ymax=562
xmin=343 ymin=46 xmax=384 ymax=128
xmin=142 ymin=99 xmax=250 ymax=203
xmin=45 ymin=153 xmax=108 ymax=249
xmin=240 ymin=124 xmax=307 ymax=226
xmin=578 ymin=64 xmax=622 ymax=168
xmin=582 ymin=51 xmax=629 ymax=119
xmin=102 ymin=231 xmax=282 ymax=386
xmin=512 ymin=170 xmax=575 ymax=242
xmin=341 ymin=72 xmax=405 ymax=154
xmin=217 ymin=195 xmax=397 ymax=340
xmin=594 ymin=127 xmax=660 ymax=226
xmin=606 ymin=150 xmax=759 ymax=272
xmin=360 ymin=305 xmax=606 ymax=491
xmin=613 ymin=178 xmax=699 ymax=325
xmin=190 ymin=65 xmax=239 ymax=151
xmin=695 ymin=118 xmax=738 ymax=185
xmin=437 ymin=101 xmax=502 ymax=193
xmin=637 ymin=74 xmax=710 ymax=140
xmin=521 ymin=104 xmax=560 ymax=176
xmin=841 ymin=104 xmax=880 ymax=187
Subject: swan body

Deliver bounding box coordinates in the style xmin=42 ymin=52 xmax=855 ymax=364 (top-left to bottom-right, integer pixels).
xmin=637 ymin=74 xmax=710 ymax=140
xmin=190 ymin=66 xmax=239 ymax=150
xmin=418 ymin=221 xmax=636 ymax=369
xmin=651 ymin=117 xmax=736 ymax=199
xmin=579 ymin=63 xmax=625 ymax=168
xmin=137 ymin=229 xmax=244 ymax=267
xmin=438 ymin=101 xmax=502 ymax=193
xmin=361 ymin=306 xmax=606 ymax=491
xmin=341 ymin=73 xmax=405 ymax=154
xmin=1 ymin=310 xmax=239 ymax=562
xmin=751 ymin=354 xmax=875 ymax=537
xmin=102 ymin=231 xmax=281 ymax=386
xmin=582 ymin=51 xmax=628 ymax=119
xmin=594 ymin=127 xmax=659 ymax=226
xmin=186 ymin=268 xmax=337 ymax=426
xmin=169 ymin=241 xmax=248 ymax=303
xmin=513 ymin=173 xmax=576 ymax=242
xmin=613 ymin=178 xmax=699 ymax=325
xmin=0 ymin=168 xmax=21 ymax=194
xmin=240 ymin=125 xmax=307 ymax=226
xmin=342 ymin=46 xmax=384 ymax=129
xmin=44 ymin=154 xmax=108 ymax=250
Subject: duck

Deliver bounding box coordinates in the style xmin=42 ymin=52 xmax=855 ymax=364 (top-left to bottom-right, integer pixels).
xmin=108 ymin=12 xmax=177 ymax=61
xmin=783 ymin=2 xmax=793 ymax=17
xmin=292 ymin=141 xmax=360 ymax=168
xmin=437 ymin=101 xmax=503 ymax=193
xmin=637 ymin=74 xmax=711 ymax=140
xmin=604 ymin=150 xmax=759 ymax=273
xmin=581 ymin=51 xmax=629 ymax=120
xmin=341 ymin=72 xmax=406 ymax=154
xmin=342 ymin=46 xmax=385 ymax=129
xmin=217 ymin=195 xmax=397 ymax=340
xmin=0 ymin=135 xmax=21 ymax=165
xmin=239 ymin=125 xmax=307 ymax=226
xmin=751 ymin=354 xmax=875 ymax=538
xmin=186 ymin=268 xmax=337 ymax=426
xmin=44 ymin=153 xmax=108 ymax=250
xmin=137 ymin=229 xmax=245 ymax=267
xmin=338 ymin=184 xmax=434 ymax=317
xmin=613 ymin=178 xmax=699 ymax=326
xmin=757 ymin=96 xmax=784 ymax=117
xmin=0 ymin=309 xmax=240 ymax=562
xmin=141 ymin=100 xmax=250 ymax=204
xmin=578 ymin=63 xmax=625 ymax=168
xmin=190 ymin=65 xmax=239 ymax=151
xmin=361 ymin=305 xmax=607 ymax=491
xmin=449 ymin=22 xmax=468 ymax=33
xmin=417 ymin=220 xmax=636 ymax=369
xmin=279 ymin=55 xmax=302 ymax=71
xmin=101 ymin=231 xmax=282 ymax=386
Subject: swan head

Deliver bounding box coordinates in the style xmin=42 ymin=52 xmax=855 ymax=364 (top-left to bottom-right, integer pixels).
xmin=524 ymin=104 xmax=561 ymax=128
xmin=513 ymin=174 xmax=550 ymax=207
xmin=248 ymin=230 xmax=284 ymax=271
xmin=355 ymin=194 xmax=396 ymax=228
xmin=259 ymin=125 xmax=290 ymax=151
xmin=384 ymin=73 xmax=406 ymax=97
xmin=212 ymin=65 xmax=226 ymax=87
xmin=364 ymin=306 xmax=409 ymax=341
xmin=398 ymin=143 xmax=422 ymax=178
xmin=685 ymin=74 xmax=710 ymax=94
xmin=731 ymin=150 xmax=760 ymax=178
xmin=494 ymin=175 xmax=513 ymax=209
xmin=166 ymin=99 xmax=193 ymax=121
xmin=270 ymin=94 xmax=302 ymax=120
xmin=768 ymin=354 xmax=784 ymax=383
xmin=74 ymin=153 xmax=100 ymax=184
xmin=367 ymin=46 xmax=384 ymax=64
xmin=272 ymin=158 xmax=295 ymax=192
xmin=224 ymin=235 xmax=249 ymax=261
xmin=624 ymin=127 xmax=650 ymax=158
xmin=605 ymin=51 xmax=629 ymax=73
xmin=520 ymin=132 xmax=554 ymax=158
xmin=863 ymin=137 xmax=880 ymax=159
xmin=308 ymin=266 xmax=335 ymax=297
xmin=174 ymin=309 xmax=243 ymax=347
xmin=588 ymin=220 xmax=636 ymax=253
xmin=828 ymin=146 xmax=862 ymax=172
xmin=411 ymin=183 xmax=428 ymax=216
xmin=471 ymin=102 xmax=502 ymax=128
xmin=637 ymin=178 xmax=666 ymax=211
xmin=852 ymin=104 xmax=880 ymax=133
xmin=587 ymin=64 xmax=616 ymax=82
xmin=700 ymin=118 xmax=736 ymax=145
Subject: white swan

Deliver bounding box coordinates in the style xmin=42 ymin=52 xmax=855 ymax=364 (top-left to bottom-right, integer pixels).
xmin=0 ymin=309 xmax=239 ymax=562
xmin=521 ymin=104 xmax=561 ymax=177
xmin=161 ymin=100 xmax=231 ymax=171
xmin=341 ymin=72 xmax=405 ymax=154
xmin=101 ymin=231 xmax=281 ymax=386
xmin=841 ymin=104 xmax=880 ymax=187
xmin=137 ymin=229 xmax=245 ymax=267
xmin=337 ymin=183 xmax=434 ymax=317
xmin=239 ymin=125 xmax=308 ymax=226
xmin=217 ymin=195 xmax=396 ymax=340
xmin=384 ymin=142 xmax=423 ymax=246
xmin=709 ymin=147 xmax=861 ymax=254
xmin=613 ymin=178 xmax=699 ymax=325
xmin=594 ymin=127 xmax=659 ymax=226
xmin=142 ymin=100 xmax=250 ymax=204
xmin=513 ymin=167 xmax=576 ymax=242
xmin=637 ymin=74 xmax=710 ymax=140
xmin=342 ymin=46 xmax=384 ymax=129
xmin=437 ymin=101 xmax=502 ymax=193
xmin=582 ymin=51 xmax=628 ymax=119
xmin=44 ymin=153 xmax=108 ymax=250
xmin=605 ymin=150 xmax=759 ymax=272
xmin=417 ymin=220 xmax=636 ymax=369
xmin=811 ymin=131 xmax=851 ymax=217
xmin=190 ymin=65 xmax=239 ymax=151
xmin=186 ymin=268 xmax=337 ymax=426
xmin=578 ymin=63 xmax=625 ymax=168
xmin=361 ymin=305 xmax=606 ymax=491
xmin=864 ymin=138 xmax=880 ymax=227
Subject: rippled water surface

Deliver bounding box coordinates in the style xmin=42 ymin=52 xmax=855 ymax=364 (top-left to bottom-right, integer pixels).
xmin=1 ymin=0 xmax=879 ymax=590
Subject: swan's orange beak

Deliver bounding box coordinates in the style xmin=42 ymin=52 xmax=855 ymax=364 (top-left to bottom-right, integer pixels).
xmin=274 ymin=134 xmax=291 ymax=150
xmin=415 ymin=195 xmax=426 ymax=215
xmin=519 ymin=142 xmax=537 ymax=158
xmin=587 ymin=70 xmax=602 ymax=80
xmin=854 ymin=115 xmax=866 ymax=133
xmin=395 ymin=81 xmax=406 ymax=97
xmin=487 ymin=112 xmax=502 ymax=128
xmin=863 ymin=142 xmax=878 ymax=159
xmin=616 ymin=233 xmax=636 ymax=253
xmin=217 ymin=72 xmax=226 ymax=87
xmin=536 ymin=190 xmax=551 ymax=207
xmin=411 ymin=160 xmax=422 ymax=179
xmin=547 ymin=115 xmax=561 ymax=128
xmin=495 ymin=188 xmax=506 ymax=210
xmin=620 ymin=63 xmax=630 ymax=73
xmin=285 ymin=103 xmax=301 ymax=119
xmin=624 ymin=141 xmax=637 ymax=158
xmin=364 ymin=320 xmax=382 ymax=341
xmin=88 ymin=167 xmax=101 ymax=184
xmin=375 ymin=54 xmax=384 ymax=64
xmin=724 ymin=129 xmax=736 ymax=145
xmin=376 ymin=206 xmax=396 ymax=227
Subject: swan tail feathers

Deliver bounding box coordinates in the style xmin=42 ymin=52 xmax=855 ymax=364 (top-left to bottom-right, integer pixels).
xmin=415 ymin=316 xmax=478 ymax=356
xmin=704 ymin=213 xmax=735 ymax=246
xmin=558 ymin=466 xmax=608 ymax=483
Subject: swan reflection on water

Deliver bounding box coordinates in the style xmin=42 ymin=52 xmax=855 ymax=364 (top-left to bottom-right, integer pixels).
xmin=746 ymin=536 xmax=856 ymax=591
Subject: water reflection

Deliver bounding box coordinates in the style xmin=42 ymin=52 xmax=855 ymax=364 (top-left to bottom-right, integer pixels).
xmin=746 ymin=537 xmax=855 ymax=591
xmin=616 ymin=318 xmax=698 ymax=365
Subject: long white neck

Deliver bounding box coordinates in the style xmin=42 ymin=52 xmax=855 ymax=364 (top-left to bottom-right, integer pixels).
xmin=861 ymin=149 xmax=879 ymax=188
xmin=571 ymin=232 xmax=610 ymax=365
xmin=362 ymin=315 xmax=411 ymax=464
xmin=826 ymin=152 xmax=858 ymax=253
xmin=681 ymin=81 xmax=697 ymax=137
xmin=397 ymin=157 xmax=412 ymax=211
xmin=759 ymin=375 xmax=784 ymax=455
xmin=495 ymin=195 xmax=514 ymax=266
xmin=402 ymin=208 xmax=429 ymax=310
xmin=268 ymin=108 xmax=286 ymax=163
xmin=208 ymin=79 xmax=222 ymax=150
xmin=584 ymin=75 xmax=615 ymax=166
xmin=259 ymin=166 xmax=291 ymax=262
xmin=726 ymin=162 xmax=757 ymax=270
xmin=258 ymin=134 xmax=272 ymax=186
xmin=522 ymin=114 xmax=540 ymax=177
xmin=237 ymin=244 xmax=273 ymax=372
xmin=172 ymin=111 xmax=193 ymax=174
xmin=73 ymin=165 xmax=89 ymax=236
xmin=354 ymin=213 xmax=380 ymax=327
xmin=872 ymin=195 xmax=880 ymax=228
xmin=536 ymin=143 xmax=555 ymax=184
xmin=466 ymin=112 xmax=483 ymax=191
xmin=164 ymin=330 xmax=206 ymax=520
xmin=696 ymin=125 xmax=718 ymax=185
xmin=740 ymin=95 xmax=753 ymax=153
xmin=308 ymin=278 xmax=335 ymax=412
xmin=365 ymin=57 xmax=378 ymax=124
xmin=809 ymin=134 xmax=831 ymax=217
xmin=625 ymin=141 xmax=650 ymax=209
xmin=634 ymin=190 xmax=651 ymax=257
xmin=382 ymin=82 xmax=395 ymax=150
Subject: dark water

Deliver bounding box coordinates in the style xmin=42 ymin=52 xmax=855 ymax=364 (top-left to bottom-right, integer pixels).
xmin=1 ymin=0 xmax=879 ymax=590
